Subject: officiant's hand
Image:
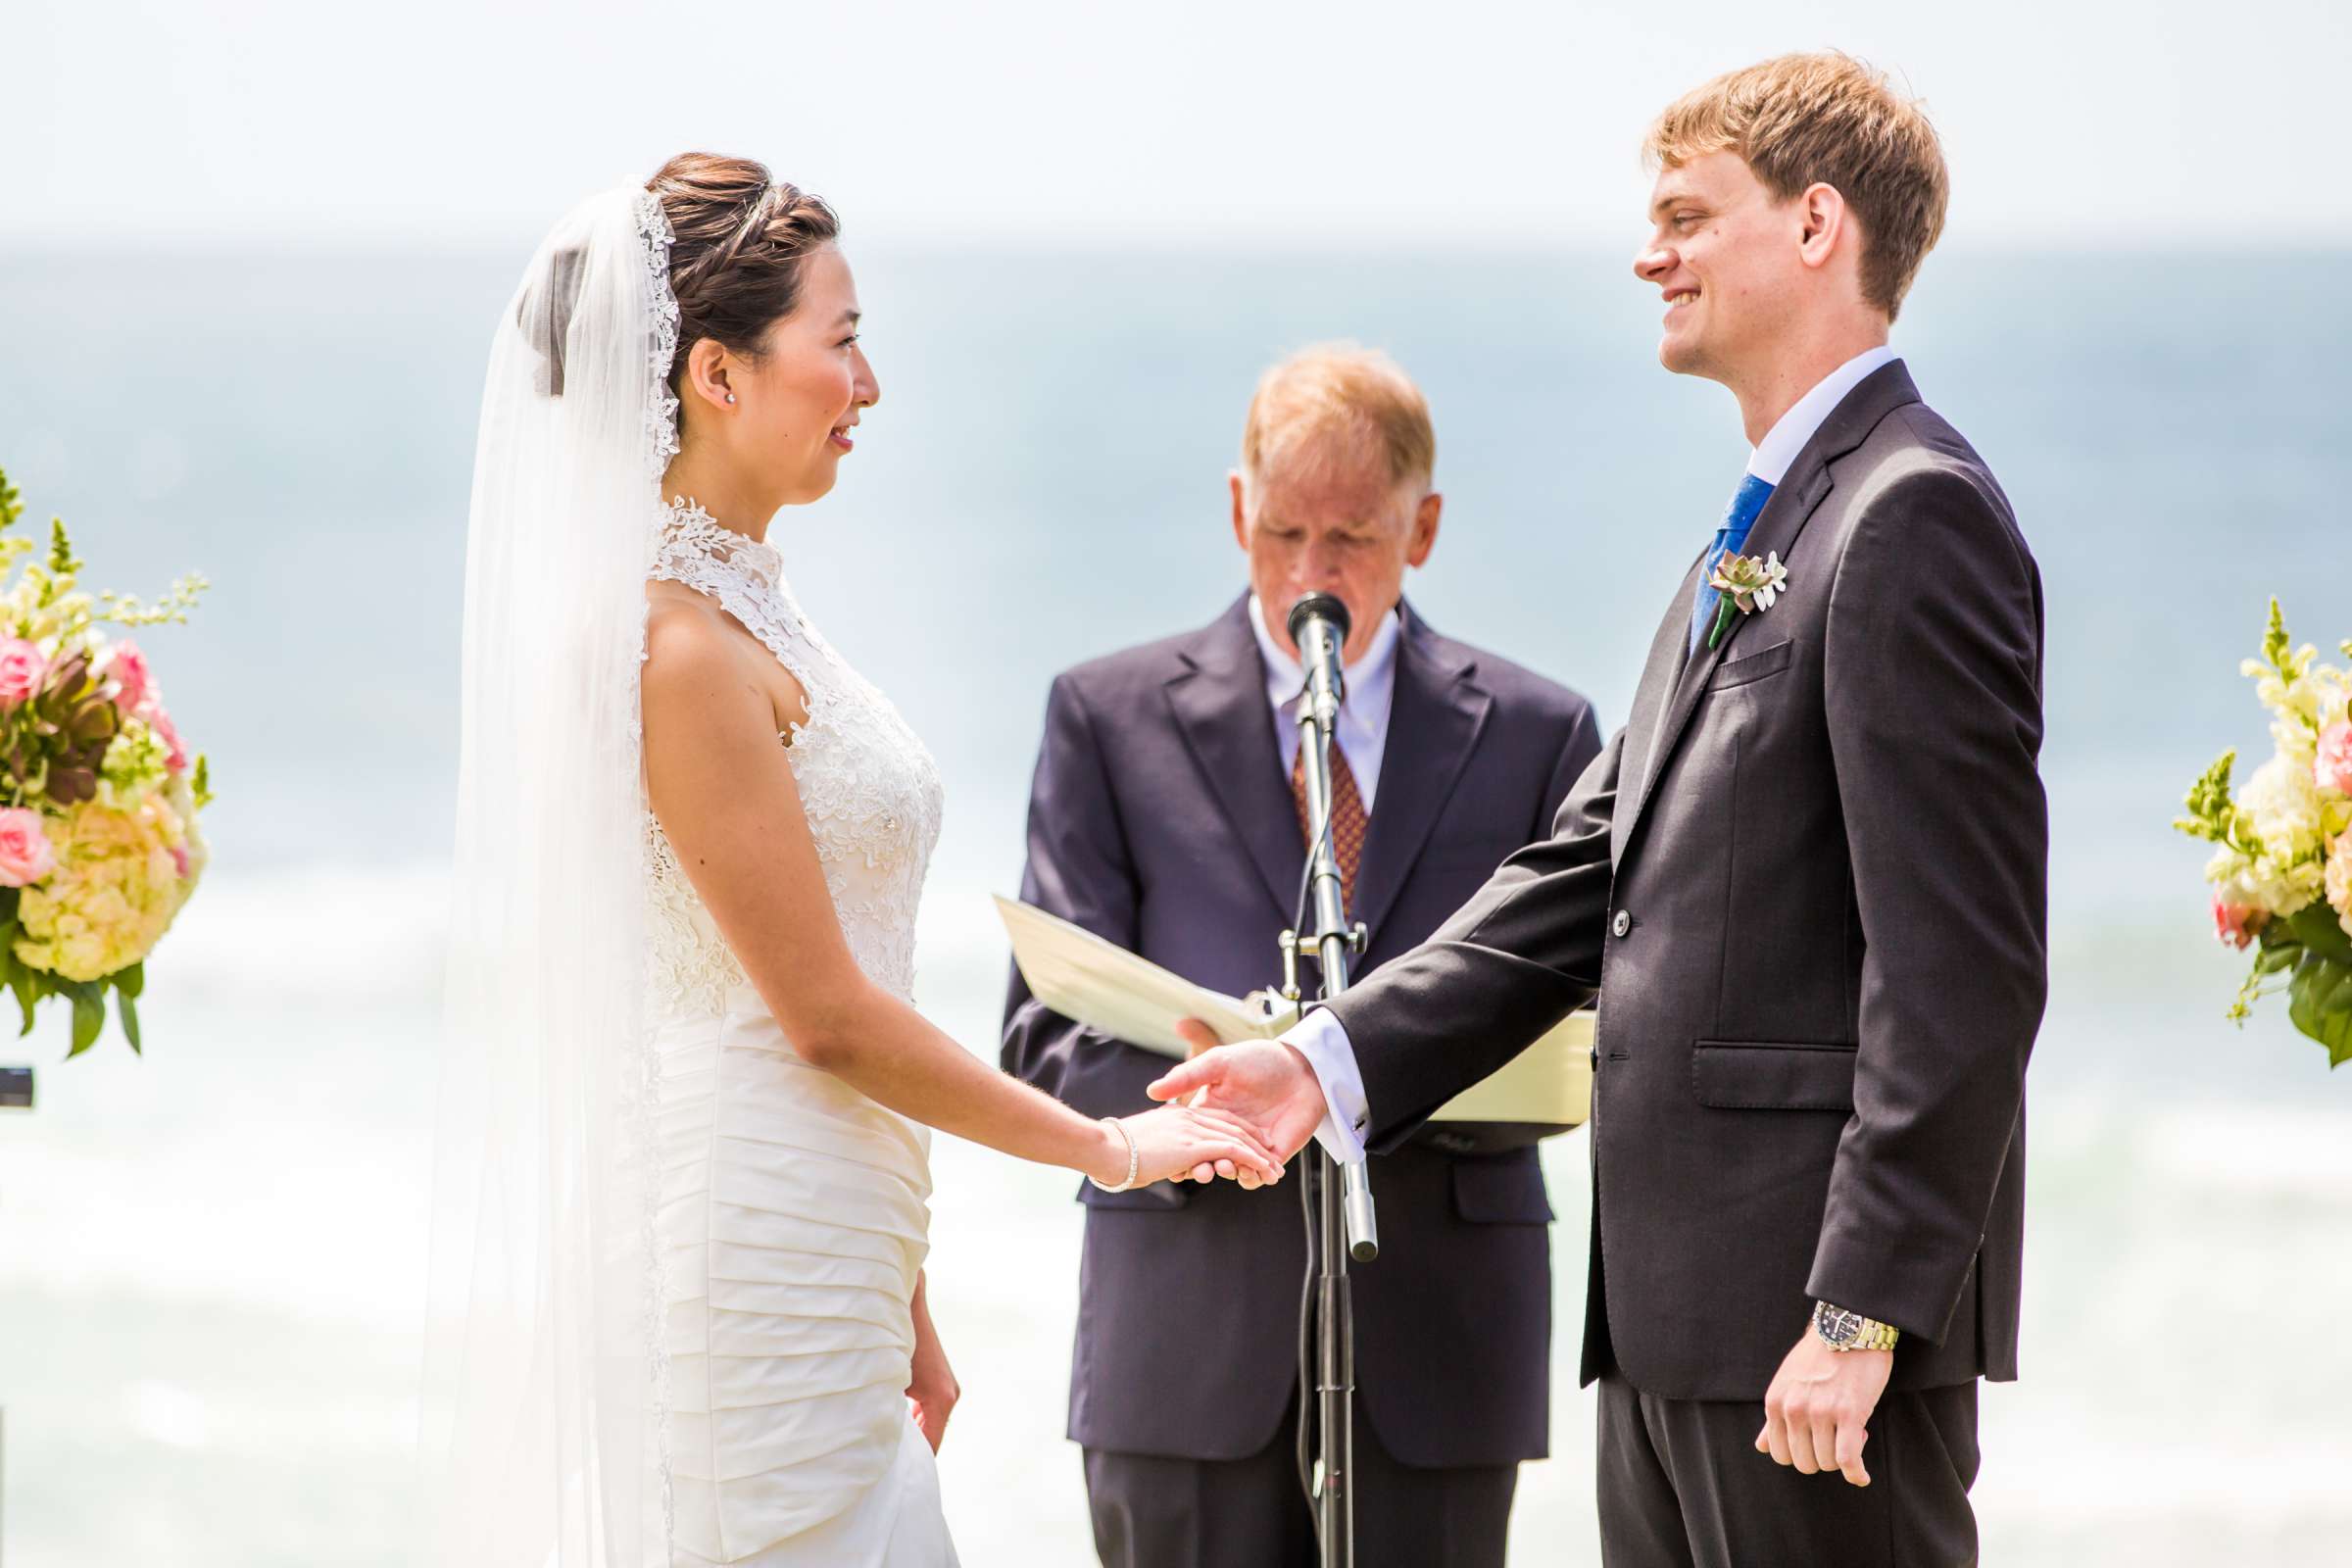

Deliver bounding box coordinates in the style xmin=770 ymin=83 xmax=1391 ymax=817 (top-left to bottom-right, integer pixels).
xmin=1149 ymin=1034 xmax=1327 ymax=1188
xmin=1756 ymin=1330 xmax=1891 ymax=1487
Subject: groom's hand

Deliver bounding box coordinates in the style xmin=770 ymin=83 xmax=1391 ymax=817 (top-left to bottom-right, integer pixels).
xmin=1756 ymin=1331 xmax=1892 ymax=1487
xmin=1149 ymin=1032 xmax=1327 ymax=1187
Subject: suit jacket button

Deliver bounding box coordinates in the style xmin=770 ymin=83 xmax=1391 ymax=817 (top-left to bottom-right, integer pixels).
xmin=1611 ymin=909 xmax=1632 ymax=938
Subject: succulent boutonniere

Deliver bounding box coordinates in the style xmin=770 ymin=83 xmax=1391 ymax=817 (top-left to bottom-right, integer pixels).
xmin=1706 ymin=550 xmax=1790 ymax=650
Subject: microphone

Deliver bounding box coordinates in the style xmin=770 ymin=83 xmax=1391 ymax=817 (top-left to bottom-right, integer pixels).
xmin=1287 ymin=592 xmax=1351 ymax=734
xmin=1285 ymin=592 xmax=1381 ymax=1262
xmin=1286 ymin=589 xmax=1352 ymax=649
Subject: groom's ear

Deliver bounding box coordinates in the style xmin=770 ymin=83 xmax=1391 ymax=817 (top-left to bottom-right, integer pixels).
xmin=1795 ymin=181 xmax=1852 ymax=273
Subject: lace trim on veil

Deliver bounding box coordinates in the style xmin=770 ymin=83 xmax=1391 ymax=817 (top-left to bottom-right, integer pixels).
xmin=633 ymin=191 xmax=683 ymax=480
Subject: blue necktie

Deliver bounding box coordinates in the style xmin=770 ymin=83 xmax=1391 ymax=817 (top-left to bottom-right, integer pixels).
xmin=1689 ymin=472 xmax=1777 ymax=655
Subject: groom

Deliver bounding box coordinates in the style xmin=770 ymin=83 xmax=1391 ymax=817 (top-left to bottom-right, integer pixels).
xmin=1155 ymin=53 xmax=2046 ymax=1566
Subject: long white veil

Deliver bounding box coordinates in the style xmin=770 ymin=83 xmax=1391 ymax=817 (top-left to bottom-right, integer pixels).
xmin=417 ymin=185 xmax=683 ymax=1564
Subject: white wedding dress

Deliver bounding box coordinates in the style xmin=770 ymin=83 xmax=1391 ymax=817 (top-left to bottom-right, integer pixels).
xmin=641 ymin=498 xmax=957 ymax=1567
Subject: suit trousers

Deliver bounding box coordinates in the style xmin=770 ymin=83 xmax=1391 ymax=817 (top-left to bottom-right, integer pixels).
xmin=1083 ymin=1395 xmax=1518 ymax=1568
xmin=1596 ymin=1370 xmax=1980 ymax=1568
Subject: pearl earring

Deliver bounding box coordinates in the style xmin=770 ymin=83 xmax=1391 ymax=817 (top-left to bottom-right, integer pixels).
xmin=724 ymin=393 xmax=737 ymax=405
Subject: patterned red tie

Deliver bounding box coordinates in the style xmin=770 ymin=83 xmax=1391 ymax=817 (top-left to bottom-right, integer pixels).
xmin=1292 ymin=739 xmax=1368 ymax=910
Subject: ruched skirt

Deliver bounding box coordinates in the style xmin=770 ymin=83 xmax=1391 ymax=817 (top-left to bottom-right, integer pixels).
xmin=653 ymin=985 xmax=957 ymax=1566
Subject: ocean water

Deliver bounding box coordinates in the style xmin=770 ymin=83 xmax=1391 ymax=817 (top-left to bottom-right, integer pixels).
xmin=1 ymin=243 xmax=2349 ymax=1564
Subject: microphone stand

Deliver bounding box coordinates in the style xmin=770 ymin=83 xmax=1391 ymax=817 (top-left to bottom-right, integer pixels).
xmin=1278 ymin=594 xmax=1379 ymax=1568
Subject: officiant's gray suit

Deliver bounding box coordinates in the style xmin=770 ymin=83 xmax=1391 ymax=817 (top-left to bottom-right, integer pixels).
xmin=1003 ymin=594 xmax=1600 ymax=1568
xmin=1318 ymin=361 xmax=2045 ymax=1565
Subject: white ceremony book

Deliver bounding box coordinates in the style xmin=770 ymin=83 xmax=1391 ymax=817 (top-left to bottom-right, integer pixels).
xmin=996 ymin=895 xmax=1591 ymax=1132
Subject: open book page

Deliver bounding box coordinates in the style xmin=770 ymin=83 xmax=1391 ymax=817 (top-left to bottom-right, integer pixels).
xmin=996 ymin=896 xmax=1590 ymax=1129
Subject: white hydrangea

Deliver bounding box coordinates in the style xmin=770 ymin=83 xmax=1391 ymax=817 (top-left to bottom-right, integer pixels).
xmin=2206 ymin=843 xmax=2322 ymax=920
xmin=2241 ymin=754 xmax=2328 ymax=860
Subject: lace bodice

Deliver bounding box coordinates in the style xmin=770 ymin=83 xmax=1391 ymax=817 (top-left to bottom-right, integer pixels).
xmin=644 ymin=499 xmax=945 ymax=1016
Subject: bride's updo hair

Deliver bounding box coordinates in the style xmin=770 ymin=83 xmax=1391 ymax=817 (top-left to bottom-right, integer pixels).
xmin=647 ymin=153 xmax=842 ymax=398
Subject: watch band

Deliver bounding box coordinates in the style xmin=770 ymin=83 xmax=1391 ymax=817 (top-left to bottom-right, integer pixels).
xmin=1812 ymin=1299 xmax=1900 ymax=1352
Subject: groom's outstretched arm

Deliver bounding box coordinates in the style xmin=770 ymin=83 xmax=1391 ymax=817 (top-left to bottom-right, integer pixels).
xmin=1808 ymin=463 xmax=2047 ymax=1344
xmin=1158 ymin=729 xmax=1622 ymax=1159
xmin=1326 ymin=727 xmax=1621 ymax=1145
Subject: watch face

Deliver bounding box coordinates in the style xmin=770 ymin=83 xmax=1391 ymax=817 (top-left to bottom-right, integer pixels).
xmin=1819 ymin=1305 xmax=1860 ymax=1345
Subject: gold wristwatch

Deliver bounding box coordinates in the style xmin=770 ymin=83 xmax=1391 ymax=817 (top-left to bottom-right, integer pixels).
xmin=1812 ymin=1299 xmax=1900 ymax=1353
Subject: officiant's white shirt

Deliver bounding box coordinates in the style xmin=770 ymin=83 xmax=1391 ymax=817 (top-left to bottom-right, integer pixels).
xmin=1248 ymin=593 xmax=1401 ymax=813
xmin=1289 ymin=346 xmax=1900 ymax=1164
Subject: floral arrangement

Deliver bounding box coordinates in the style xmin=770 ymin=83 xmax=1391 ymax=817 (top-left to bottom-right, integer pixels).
xmin=0 ymin=466 xmax=212 ymax=1057
xmin=2175 ymin=599 xmax=2352 ymax=1065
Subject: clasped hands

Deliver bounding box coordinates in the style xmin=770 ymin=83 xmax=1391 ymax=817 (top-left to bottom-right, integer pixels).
xmin=1146 ymin=1019 xmax=1330 ymax=1186
xmin=1147 ymin=1019 xmax=1891 ymax=1490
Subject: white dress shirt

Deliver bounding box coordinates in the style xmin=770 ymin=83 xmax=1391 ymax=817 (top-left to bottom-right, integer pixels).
xmin=1247 ymin=593 xmax=1402 ymax=814
xmin=1286 ymin=347 xmax=1903 ymax=1164
xmin=1748 ymin=344 xmax=1896 ymax=486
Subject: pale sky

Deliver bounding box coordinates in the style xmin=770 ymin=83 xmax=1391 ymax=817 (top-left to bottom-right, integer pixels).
xmin=11 ymin=0 xmax=2349 ymax=250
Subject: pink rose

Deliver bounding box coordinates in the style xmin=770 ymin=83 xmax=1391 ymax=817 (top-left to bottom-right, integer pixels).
xmin=0 ymin=639 xmax=46 ymax=707
xmin=2317 ymin=720 xmax=2352 ymax=797
xmin=105 ymin=641 xmax=152 ymax=714
xmin=147 ymin=705 xmax=189 ymax=772
xmin=2213 ymin=894 xmax=2268 ymax=951
xmin=0 ymin=808 xmax=57 ymax=887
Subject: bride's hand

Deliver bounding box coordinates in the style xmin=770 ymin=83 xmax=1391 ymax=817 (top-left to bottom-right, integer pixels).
xmin=906 ymin=1271 xmax=958 ymax=1454
xmin=1100 ymin=1104 xmax=1287 ymax=1189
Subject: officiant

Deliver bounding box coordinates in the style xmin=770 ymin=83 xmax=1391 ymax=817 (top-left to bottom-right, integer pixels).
xmin=1002 ymin=344 xmax=1604 ymax=1568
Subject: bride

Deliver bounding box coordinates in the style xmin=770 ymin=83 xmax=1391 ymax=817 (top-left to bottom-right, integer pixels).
xmin=419 ymin=154 xmax=1283 ymax=1567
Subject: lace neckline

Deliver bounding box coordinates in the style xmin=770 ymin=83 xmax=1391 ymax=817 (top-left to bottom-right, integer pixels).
xmin=658 ymin=496 xmax=785 ymax=593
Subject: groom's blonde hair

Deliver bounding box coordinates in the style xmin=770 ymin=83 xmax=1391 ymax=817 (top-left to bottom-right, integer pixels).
xmin=1240 ymin=344 xmax=1435 ymax=502
xmin=1645 ymin=52 xmax=1949 ymax=320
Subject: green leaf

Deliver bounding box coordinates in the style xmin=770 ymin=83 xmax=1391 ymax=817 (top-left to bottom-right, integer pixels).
xmin=10 ymin=963 xmax=35 ymax=1037
xmin=2284 ymin=905 xmax=2352 ymax=969
xmin=118 ymin=988 xmax=141 ymax=1054
xmin=2286 ymin=957 xmax=2352 ymax=1068
xmin=115 ymin=961 xmax=144 ymax=1001
xmin=2255 ymin=941 xmax=2302 ymax=978
xmin=66 ymin=987 xmax=103 ymax=1058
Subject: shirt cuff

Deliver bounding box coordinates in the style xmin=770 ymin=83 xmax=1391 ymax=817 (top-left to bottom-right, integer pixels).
xmin=1284 ymin=1007 xmax=1371 ymax=1165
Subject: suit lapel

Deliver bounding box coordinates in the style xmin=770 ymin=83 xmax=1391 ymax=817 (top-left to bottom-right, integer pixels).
xmin=1164 ymin=598 xmax=1304 ymax=923
xmin=1623 ymin=361 xmax=1924 ymax=848
xmin=1352 ymin=603 xmax=1491 ymax=941
xmin=1614 ymin=551 xmax=1709 ymax=866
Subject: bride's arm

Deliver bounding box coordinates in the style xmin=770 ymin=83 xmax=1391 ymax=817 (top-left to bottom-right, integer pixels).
xmin=642 ymin=609 xmax=1283 ymax=1187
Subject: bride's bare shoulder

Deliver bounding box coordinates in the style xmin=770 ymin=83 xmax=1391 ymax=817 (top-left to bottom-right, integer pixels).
xmin=642 ymin=588 xmax=807 ymax=737
xmin=643 ymin=588 xmax=733 ymax=674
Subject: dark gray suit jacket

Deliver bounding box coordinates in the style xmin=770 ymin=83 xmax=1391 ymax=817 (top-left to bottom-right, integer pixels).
xmin=1325 ymin=363 xmax=2046 ymax=1402
xmin=1002 ymin=596 xmax=1602 ymax=1465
